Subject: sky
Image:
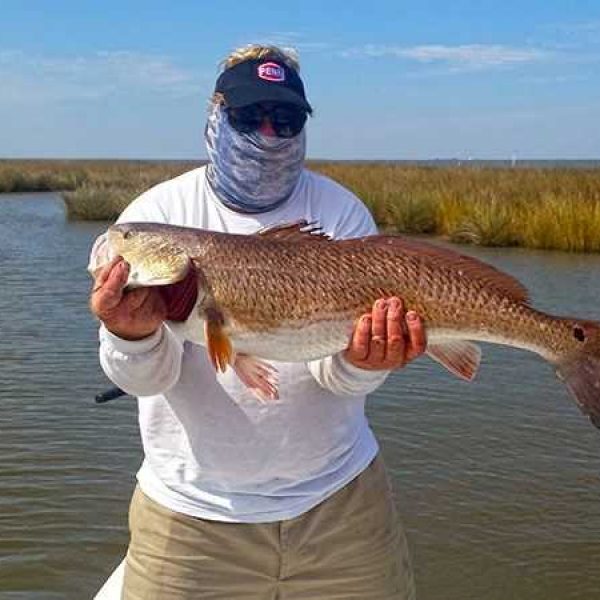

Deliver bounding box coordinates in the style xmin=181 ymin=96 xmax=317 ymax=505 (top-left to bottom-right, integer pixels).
xmin=1 ymin=0 xmax=600 ymax=160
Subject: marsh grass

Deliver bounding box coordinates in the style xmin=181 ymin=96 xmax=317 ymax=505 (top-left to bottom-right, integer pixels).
xmin=520 ymin=195 xmax=600 ymax=252
xmin=62 ymin=184 xmax=135 ymax=221
xmin=1 ymin=159 xmax=198 ymax=220
xmin=2 ymin=159 xmax=600 ymax=252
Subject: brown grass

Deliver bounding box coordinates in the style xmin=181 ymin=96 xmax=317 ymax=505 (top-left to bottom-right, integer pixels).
xmin=2 ymin=159 xmax=600 ymax=252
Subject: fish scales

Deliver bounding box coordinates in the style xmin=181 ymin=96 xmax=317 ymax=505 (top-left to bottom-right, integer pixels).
xmin=88 ymin=221 xmax=600 ymax=427
xmin=202 ymin=237 xmax=548 ymax=355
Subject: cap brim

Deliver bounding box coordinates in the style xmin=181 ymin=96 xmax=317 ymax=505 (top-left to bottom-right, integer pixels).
xmin=224 ymin=84 xmax=312 ymax=112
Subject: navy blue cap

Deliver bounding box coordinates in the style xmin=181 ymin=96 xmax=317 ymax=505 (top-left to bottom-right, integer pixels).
xmin=215 ymin=59 xmax=312 ymax=112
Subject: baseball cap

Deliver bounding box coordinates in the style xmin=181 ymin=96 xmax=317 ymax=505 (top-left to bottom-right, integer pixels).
xmin=214 ymin=59 xmax=312 ymax=112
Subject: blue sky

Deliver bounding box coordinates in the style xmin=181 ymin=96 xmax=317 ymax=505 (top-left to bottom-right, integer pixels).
xmin=1 ymin=0 xmax=599 ymax=159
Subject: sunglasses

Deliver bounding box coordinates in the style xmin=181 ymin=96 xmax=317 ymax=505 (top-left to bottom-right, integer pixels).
xmin=226 ymin=103 xmax=308 ymax=138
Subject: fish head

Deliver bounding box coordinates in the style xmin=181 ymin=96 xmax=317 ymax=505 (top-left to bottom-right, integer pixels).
xmin=88 ymin=222 xmax=192 ymax=288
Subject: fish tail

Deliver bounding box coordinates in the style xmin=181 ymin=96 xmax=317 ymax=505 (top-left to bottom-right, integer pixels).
xmin=555 ymin=320 xmax=600 ymax=428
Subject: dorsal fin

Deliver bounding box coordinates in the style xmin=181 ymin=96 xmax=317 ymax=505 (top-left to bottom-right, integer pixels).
xmin=345 ymin=235 xmax=529 ymax=302
xmin=256 ymin=220 xmax=332 ymax=242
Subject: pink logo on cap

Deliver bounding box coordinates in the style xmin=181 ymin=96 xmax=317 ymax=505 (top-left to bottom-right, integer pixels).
xmin=257 ymin=62 xmax=285 ymax=82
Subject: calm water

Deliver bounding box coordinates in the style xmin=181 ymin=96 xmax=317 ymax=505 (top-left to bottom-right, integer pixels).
xmin=1 ymin=193 xmax=599 ymax=600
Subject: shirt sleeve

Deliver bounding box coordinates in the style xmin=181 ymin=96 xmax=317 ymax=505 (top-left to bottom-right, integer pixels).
xmin=307 ymin=353 xmax=389 ymax=397
xmin=99 ymin=324 xmax=184 ymax=396
xmin=307 ymin=178 xmax=391 ymax=396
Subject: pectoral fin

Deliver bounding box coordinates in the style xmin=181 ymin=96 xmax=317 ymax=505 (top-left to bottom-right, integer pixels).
xmin=426 ymin=340 xmax=482 ymax=381
xmin=204 ymin=308 xmax=233 ymax=373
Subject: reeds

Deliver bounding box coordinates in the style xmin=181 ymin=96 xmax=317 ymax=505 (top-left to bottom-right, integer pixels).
xmin=2 ymin=159 xmax=600 ymax=252
xmin=0 ymin=160 xmax=197 ymax=220
xmin=313 ymin=162 xmax=600 ymax=252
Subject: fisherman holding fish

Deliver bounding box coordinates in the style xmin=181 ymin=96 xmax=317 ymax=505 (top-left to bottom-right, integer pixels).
xmin=90 ymin=44 xmax=426 ymax=599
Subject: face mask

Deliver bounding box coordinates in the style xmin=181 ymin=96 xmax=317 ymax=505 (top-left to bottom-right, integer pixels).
xmin=205 ymin=105 xmax=306 ymax=213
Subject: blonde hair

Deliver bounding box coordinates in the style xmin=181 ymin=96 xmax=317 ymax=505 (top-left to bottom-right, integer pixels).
xmin=211 ymin=44 xmax=301 ymax=107
xmin=221 ymin=44 xmax=300 ymax=72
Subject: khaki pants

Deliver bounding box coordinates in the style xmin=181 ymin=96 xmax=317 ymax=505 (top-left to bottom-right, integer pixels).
xmin=123 ymin=455 xmax=415 ymax=599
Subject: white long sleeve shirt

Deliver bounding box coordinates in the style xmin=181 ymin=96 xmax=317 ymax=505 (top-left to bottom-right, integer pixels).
xmin=99 ymin=166 xmax=389 ymax=522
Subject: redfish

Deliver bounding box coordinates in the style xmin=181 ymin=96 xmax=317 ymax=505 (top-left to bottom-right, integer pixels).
xmin=89 ymin=221 xmax=600 ymax=427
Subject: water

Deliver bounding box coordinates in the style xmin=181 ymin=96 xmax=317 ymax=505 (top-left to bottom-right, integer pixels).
xmin=0 ymin=193 xmax=599 ymax=599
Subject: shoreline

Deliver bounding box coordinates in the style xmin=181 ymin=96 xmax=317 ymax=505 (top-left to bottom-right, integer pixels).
xmin=2 ymin=159 xmax=600 ymax=253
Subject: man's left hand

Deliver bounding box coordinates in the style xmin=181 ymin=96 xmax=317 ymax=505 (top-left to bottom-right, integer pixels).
xmin=344 ymin=297 xmax=426 ymax=371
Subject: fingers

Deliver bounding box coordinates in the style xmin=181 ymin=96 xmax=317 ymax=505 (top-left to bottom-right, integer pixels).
xmin=92 ymin=256 xmax=122 ymax=289
xmin=345 ymin=295 xmax=427 ymax=371
xmin=127 ymin=287 xmax=152 ymax=312
xmin=90 ymin=258 xmax=129 ymax=315
xmin=369 ymin=299 xmax=388 ymax=364
xmin=405 ymin=311 xmax=427 ymax=361
xmin=138 ymin=289 xmax=168 ymax=322
xmin=385 ymin=297 xmax=407 ymax=364
xmin=347 ymin=315 xmax=372 ymax=362
xmin=89 ymin=255 xmax=167 ymax=340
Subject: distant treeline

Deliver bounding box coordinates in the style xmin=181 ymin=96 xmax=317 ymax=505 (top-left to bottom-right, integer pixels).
xmin=2 ymin=159 xmax=600 ymax=252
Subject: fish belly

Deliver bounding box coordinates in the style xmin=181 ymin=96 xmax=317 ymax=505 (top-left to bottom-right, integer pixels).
xmin=229 ymin=318 xmax=355 ymax=362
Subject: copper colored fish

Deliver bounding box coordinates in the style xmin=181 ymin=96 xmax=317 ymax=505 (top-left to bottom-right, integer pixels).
xmin=89 ymin=221 xmax=600 ymax=427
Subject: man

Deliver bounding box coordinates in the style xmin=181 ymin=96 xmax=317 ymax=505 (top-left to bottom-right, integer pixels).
xmin=91 ymin=45 xmax=426 ymax=599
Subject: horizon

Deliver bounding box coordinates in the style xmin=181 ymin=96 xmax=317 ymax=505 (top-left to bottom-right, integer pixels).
xmin=2 ymin=1 xmax=600 ymax=160
xmin=3 ymin=157 xmax=600 ymax=164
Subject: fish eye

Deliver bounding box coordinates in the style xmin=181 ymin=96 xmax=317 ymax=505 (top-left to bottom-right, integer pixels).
xmin=573 ymin=325 xmax=586 ymax=342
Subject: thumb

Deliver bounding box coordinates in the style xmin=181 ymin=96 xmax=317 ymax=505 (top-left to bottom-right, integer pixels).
xmin=91 ymin=259 xmax=129 ymax=314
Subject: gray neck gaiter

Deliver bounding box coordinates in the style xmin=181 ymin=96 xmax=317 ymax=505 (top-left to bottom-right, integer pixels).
xmin=205 ymin=105 xmax=306 ymax=214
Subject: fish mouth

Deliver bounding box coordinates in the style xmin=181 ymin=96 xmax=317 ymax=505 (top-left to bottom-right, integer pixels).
xmin=87 ymin=232 xmax=114 ymax=276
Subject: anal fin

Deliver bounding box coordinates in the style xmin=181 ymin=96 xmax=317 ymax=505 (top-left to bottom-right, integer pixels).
xmin=233 ymin=354 xmax=280 ymax=403
xmin=426 ymin=340 xmax=482 ymax=381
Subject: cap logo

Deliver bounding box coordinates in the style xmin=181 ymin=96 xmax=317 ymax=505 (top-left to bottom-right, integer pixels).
xmin=257 ymin=62 xmax=285 ymax=83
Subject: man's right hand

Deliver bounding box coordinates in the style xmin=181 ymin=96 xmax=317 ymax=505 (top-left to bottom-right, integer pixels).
xmin=90 ymin=257 xmax=167 ymax=341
